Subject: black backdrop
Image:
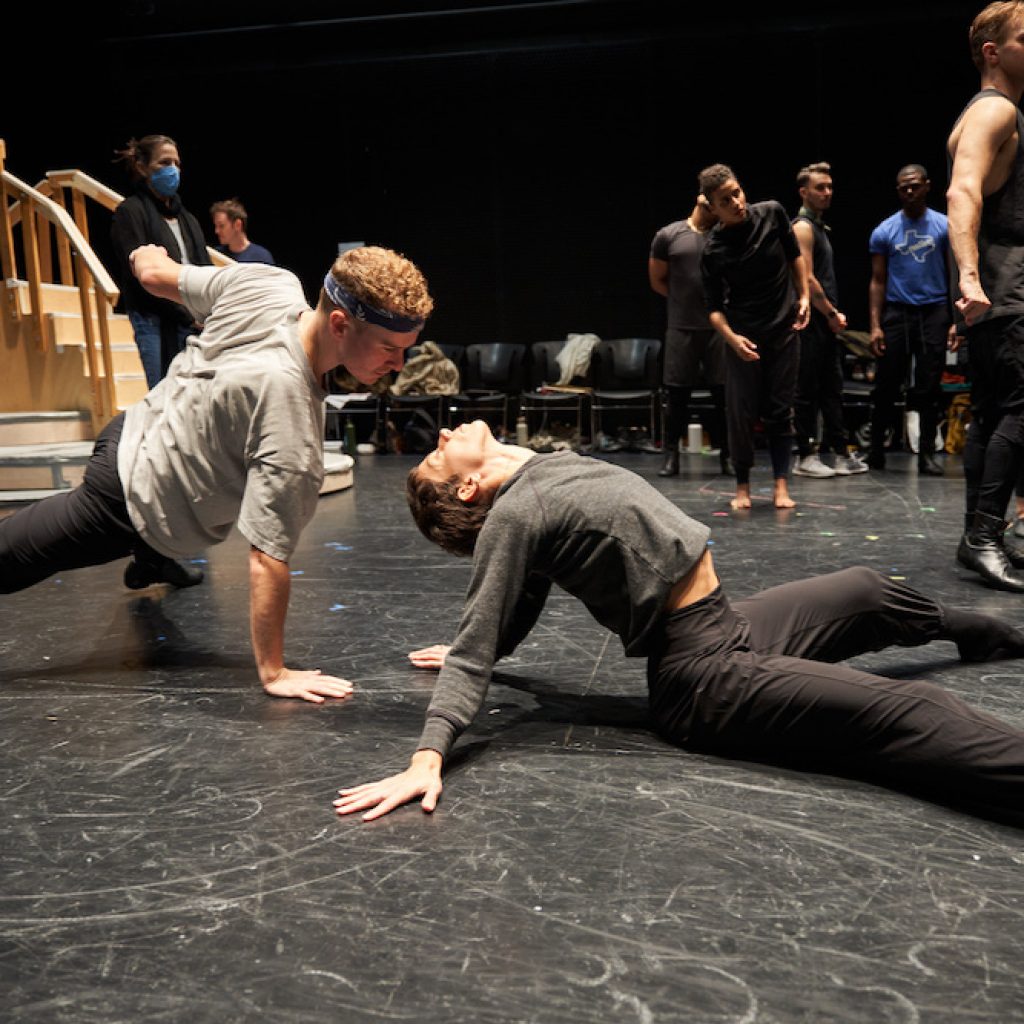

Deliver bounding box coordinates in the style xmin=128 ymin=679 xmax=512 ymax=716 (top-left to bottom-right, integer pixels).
xmin=5 ymin=1 xmax=985 ymax=346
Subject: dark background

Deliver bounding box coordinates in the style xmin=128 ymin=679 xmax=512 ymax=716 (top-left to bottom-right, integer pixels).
xmin=5 ymin=1 xmax=985 ymax=344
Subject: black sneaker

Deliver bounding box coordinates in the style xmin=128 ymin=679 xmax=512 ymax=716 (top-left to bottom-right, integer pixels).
xmin=124 ymin=556 xmax=204 ymax=590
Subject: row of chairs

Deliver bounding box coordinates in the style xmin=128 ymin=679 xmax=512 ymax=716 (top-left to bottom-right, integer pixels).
xmin=330 ymin=338 xmax=664 ymax=450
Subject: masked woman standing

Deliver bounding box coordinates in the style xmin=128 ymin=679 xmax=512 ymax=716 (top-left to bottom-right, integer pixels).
xmin=111 ymin=135 xmax=211 ymax=387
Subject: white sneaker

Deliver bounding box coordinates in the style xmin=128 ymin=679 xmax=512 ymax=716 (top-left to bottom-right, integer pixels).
xmin=793 ymin=454 xmax=836 ymax=478
xmin=829 ymin=452 xmax=869 ymax=476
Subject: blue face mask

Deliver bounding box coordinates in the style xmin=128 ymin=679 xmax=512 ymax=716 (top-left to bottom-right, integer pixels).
xmin=149 ymin=164 xmax=180 ymax=198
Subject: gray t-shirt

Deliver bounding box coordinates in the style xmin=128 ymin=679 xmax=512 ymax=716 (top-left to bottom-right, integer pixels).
xmin=417 ymin=452 xmax=711 ymax=757
xmin=117 ymin=263 xmax=326 ymax=562
xmin=650 ymin=219 xmax=712 ymax=330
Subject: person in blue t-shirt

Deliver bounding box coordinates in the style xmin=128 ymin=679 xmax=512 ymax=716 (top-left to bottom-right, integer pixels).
xmin=866 ymin=165 xmax=956 ymax=475
xmin=211 ymin=197 xmax=276 ymax=265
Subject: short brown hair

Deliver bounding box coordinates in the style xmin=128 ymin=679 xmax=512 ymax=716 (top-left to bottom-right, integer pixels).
xmin=970 ymin=2 xmax=1024 ymax=69
xmin=210 ymin=197 xmax=248 ymax=230
xmin=318 ymin=245 xmax=434 ymax=322
xmin=796 ymin=161 xmax=832 ymax=188
xmin=406 ymin=467 xmax=491 ymax=557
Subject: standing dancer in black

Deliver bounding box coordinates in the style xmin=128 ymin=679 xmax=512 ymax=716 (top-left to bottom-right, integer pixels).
xmin=948 ymin=1 xmax=1024 ymax=593
xmin=698 ymin=165 xmax=810 ymax=509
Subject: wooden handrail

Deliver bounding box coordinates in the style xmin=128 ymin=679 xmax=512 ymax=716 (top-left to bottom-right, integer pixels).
xmin=1 ymin=170 xmax=118 ymax=300
xmin=27 ymin=169 xmax=235 ymax=268
xmin=47 ymin=169 xmax=123 ymax=212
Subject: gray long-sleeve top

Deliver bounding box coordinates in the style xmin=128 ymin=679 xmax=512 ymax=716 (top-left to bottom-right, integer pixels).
xmin=417 ymin=452 xmax=711 ymax=757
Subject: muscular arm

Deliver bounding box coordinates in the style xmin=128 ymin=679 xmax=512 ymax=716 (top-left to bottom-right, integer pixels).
xmin=947 ymin=97 xmax=1018 ymax=325
xmin=648 ymin=257 xmax=669 ymax=298
xmin=130 ymin=244 xmax=185 ymax=303
xmin=793 ymin=220 xmax=845 ymax=330
xmin=868 ymin=253 xmax=888 ymax=354
xmin=249 ymin=546 xmax=353 ymax=703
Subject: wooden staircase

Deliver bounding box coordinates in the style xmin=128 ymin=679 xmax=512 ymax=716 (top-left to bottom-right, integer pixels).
xmin=0 ymin=139 xmax=353 ymax=505
xmin=3 ymin=279 xmax=148 ymax=416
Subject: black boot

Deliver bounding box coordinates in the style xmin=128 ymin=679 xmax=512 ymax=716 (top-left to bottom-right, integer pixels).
xmin=125 ymin=553 xmax=205 ymax=590
xmin=942 ymin=606 xmax=1024 ymax=662
xmin=956 ymin=511 xmax=1024 ymax=592
xmin=918 ymin=452 xmax=944 ymax=476
xmin=657 ymin=449 xmax=680 ymax=477
xmin=867 ymin=448 xmax=886 ymax=470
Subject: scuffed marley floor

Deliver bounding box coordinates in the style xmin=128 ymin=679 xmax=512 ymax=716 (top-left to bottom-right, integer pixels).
xmin=2 ymin=450 xmax=1022 ymax=1023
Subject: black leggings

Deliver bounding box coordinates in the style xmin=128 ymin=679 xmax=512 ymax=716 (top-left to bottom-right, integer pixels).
xmin=964 ymin=315 xmax=1024 ymax=520
xmin=647 ymin=567 xmax=1023 ymax=826
xmin=0 ymin=414 xmax=146 ymax=593
xmin=869 ymin=301 xmax=948 ymax=455
xmin=794 ymin=316 xmax=847 ymax=457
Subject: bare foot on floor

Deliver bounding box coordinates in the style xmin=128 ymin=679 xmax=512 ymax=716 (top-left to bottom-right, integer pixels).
xmin=774 ymin=480 xmax=796 ymax=509
xmin=731 ymin=486 xmax=752 ymax=510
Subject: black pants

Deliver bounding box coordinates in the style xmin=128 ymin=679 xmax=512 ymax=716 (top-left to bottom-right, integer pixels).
xmin=964 ymin=315 xmax=1024 ymax=520
xmin=647 ymin=567 xmax=1023 ymax=826
xmin=0 ymin=414 xmax=149 ymax=593
xmin=870 ymin=301 xmax=949 ymax=455
xmin=725 ymin=324 xmax=798 ymax=481
xmin=794 ymin=314 xmax=847 ymax=458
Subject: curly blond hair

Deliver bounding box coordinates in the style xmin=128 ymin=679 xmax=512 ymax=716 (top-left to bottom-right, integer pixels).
xmin=318 ymin=245 xmax=434 ymax=321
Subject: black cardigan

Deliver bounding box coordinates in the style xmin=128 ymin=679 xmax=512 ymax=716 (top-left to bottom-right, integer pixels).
xmin=110 ymin=185 xmax=211 ymax=324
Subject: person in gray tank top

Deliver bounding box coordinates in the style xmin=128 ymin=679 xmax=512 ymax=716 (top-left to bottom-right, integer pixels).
xmin=335 ymin=420 xmax=1024 ymax=829
xmin=948 ymin=2 xmax=1024 ymax=593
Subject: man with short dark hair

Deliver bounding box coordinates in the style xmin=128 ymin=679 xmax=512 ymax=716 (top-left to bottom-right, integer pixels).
xmin=698 ymin=164 xmax=810 ymax=509
xmin=791 ymin=162 xmax=867 ymax=478
xmin=211 ymin=198 xmax=275 ymax=264
xmin=948 ymin=0 xmax=1024 ymax=593
xmin=866 ymin=165 xmax=955 ymax=475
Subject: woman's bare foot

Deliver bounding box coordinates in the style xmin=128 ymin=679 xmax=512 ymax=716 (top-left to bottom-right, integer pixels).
xmin=730 ymin=484 xmax=752 ymax=510
xmin=774 ymin=478 xmax=796 ymax=509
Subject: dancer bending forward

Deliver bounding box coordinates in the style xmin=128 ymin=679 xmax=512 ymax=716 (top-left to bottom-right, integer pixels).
xmin=336 ymin=420 xmax=1024 ymax=827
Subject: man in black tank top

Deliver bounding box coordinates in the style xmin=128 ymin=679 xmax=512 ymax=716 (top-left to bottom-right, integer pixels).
xmin=947 ymin=2 xmax=1024 ymax=593
xmin=790 ymin=162 xmax=868 ymax=479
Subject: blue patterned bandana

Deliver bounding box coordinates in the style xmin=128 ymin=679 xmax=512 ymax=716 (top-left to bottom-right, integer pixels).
xmin=323 ymin=274 xmax=425 ymax=333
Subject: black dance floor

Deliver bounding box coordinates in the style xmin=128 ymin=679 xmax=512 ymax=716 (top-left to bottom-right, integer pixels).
xmin=2 ymin=451 xmax=1022 ymax=1023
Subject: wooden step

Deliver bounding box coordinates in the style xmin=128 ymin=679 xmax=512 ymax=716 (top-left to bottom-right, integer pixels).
xmin=60 ymin=343 xmax=144 ymax=377
xmin=9 ymin=279 xmax=102 ymax=316
xmin=0 ymin=411 xmax=93 ymax=446
xmin=47 ymin=311 xmax=135 ymax=347
xmin=112 ymin=374 xmax=148 ymax=410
